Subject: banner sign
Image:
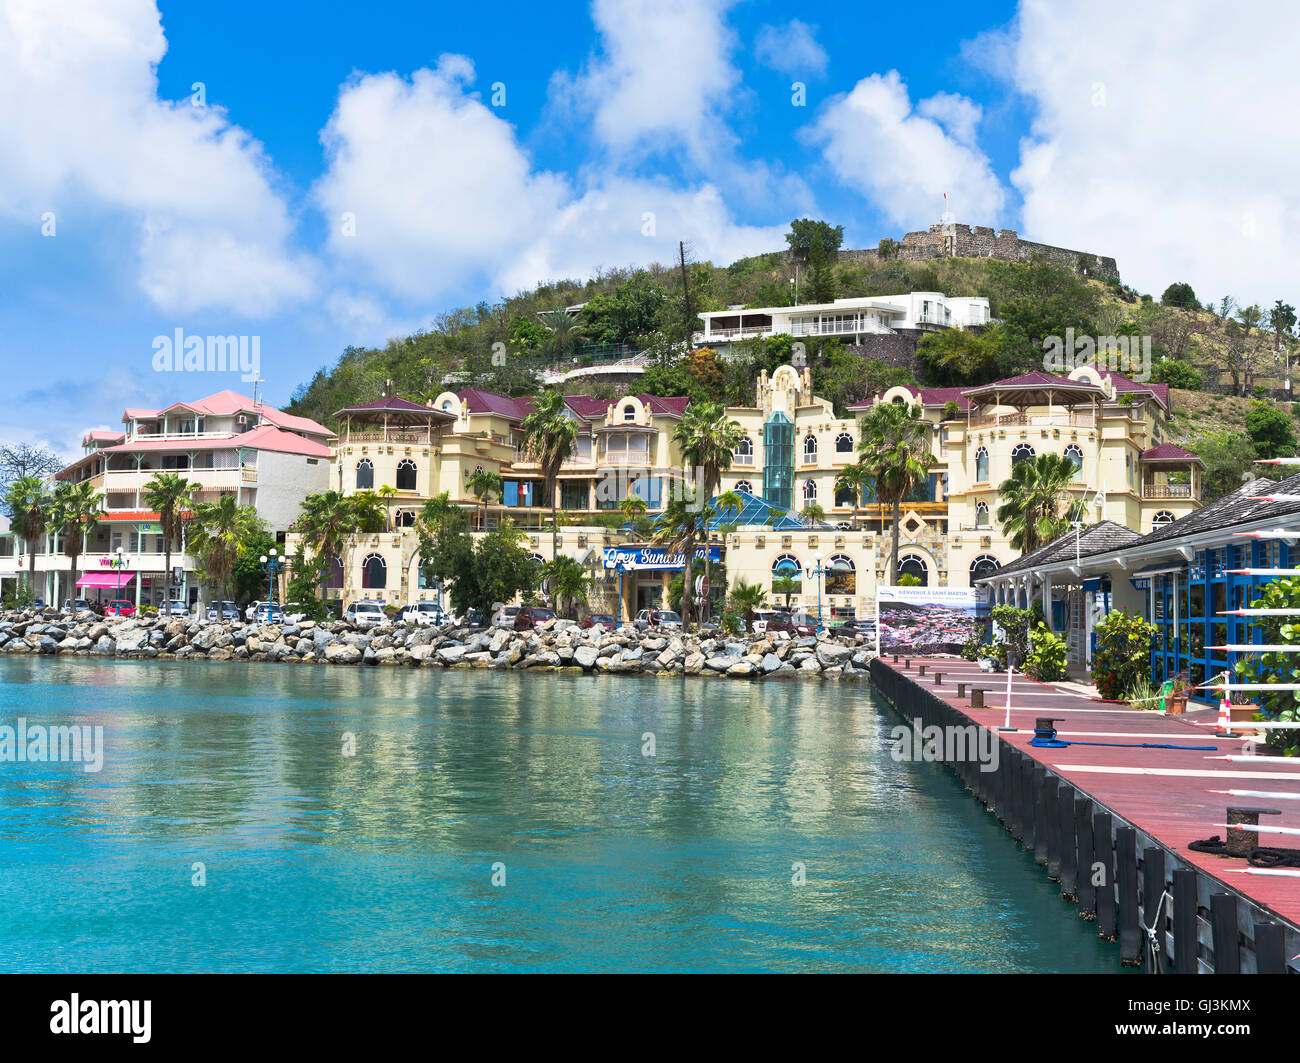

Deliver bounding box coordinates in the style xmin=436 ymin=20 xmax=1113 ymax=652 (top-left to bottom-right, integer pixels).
xmin=602 ymin=546 xmax=722 ymax=571
xmin=875 ymin=585 xmax=990 ymax=656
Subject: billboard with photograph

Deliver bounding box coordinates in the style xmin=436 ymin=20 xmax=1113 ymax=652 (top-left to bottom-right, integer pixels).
xmin=875 ymin=585 xmax=990 ymax=656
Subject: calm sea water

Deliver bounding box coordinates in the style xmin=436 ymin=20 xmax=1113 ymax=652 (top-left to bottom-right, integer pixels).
xmin=0 ymin=658 xmax=1123 ymax=973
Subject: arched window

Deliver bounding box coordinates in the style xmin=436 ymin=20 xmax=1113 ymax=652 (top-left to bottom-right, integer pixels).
xmin=623 ymin=404 xmax=636 ymax=422
xmin=1011 ymin=443 xmax=1036 ymax=467
xmin=802 ymin=434 xmax=817 ymax=463
xmin=355 ymin=458 xmax=374 ymax=490
xmin=969 ymin=555 xmax=999 ymax=582
xmin=395 ymin=508 xmax=417 ymax=528
xmin=441 ymin=399 xmax=454 ymax=411
xmin=1064 ymin=444 xmax=1084 ymax=481
xmin=835 ymin=432 xmax=854 ymax=455
xmin=802 ymin=479 xmax=817 ymax=504
xmin=835 ymin=485 xmax=856 ymax=507
xmin=975 ymin=500 xmax=990 ymax=528
xmin=897 ymin=553 xmax=929 ymax=586
xmin=974 ymin=447 xmax=989 ymax=483
xmin=826 ymin=554 xmax=855 ymax=595
xmin=1152 ymin=510 xmax=1175 ymax=529
xmin=320 ymin=556 xmax=344 ymax=590
xmin=734 ymin=480 xmax=754 ymax=495
xmin=361 ymin=552 xmax=387 ymax=589
xmin=734 ymin=437 xmax=754 ymax=463
xmin=474 ymin=464 xmax=484 ymax=475
xmin=771 ymin=554 xmax=802 ymax=595
xmin=396 ymin=458 xmax=417 ymax=491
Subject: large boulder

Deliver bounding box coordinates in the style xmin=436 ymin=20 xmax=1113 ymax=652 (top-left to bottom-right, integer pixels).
xmin=573 ymin=645 xmax=599 ymax=669
xmin=816 ymin=643 xmax=853 ymax=667
xmin=436 ymin=645 xmax=468 ymax=664
xmin=683 ymin=652 xmax=705 ymax=675
xmin=324 ymin=642 xmax=362 ymax=664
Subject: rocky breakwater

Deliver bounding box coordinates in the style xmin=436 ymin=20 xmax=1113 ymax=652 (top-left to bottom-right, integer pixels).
xmin=0 ymin=610 xmax=876 ymax=679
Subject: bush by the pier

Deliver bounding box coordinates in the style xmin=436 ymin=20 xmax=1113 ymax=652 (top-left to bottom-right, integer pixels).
xmin=990 ymin=605 xmax=1034 ymax=668
xmin=1234 ymin=578 xmax=1300 ymax=755
xmin=1025 ymin=623 xmax=1067 ymax=682
xmin=1091 ymin=611 xmax=1156 ymax=702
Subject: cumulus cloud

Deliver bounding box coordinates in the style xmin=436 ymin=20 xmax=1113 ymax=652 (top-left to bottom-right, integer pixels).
xmin=806 ymin=71 xmax=1006 ymax=226
xmin=755 ymin=20 xmax=828 ymax=79
xmin=0 ymin=0 xmax=313 ymax=317
xmin=317 ymin=56 xmax=785 ymax=302
xmin=1000 ymin=0 xmax=1300 ymax=303
xmin=549 ymin=0 xmax=742 ymax=163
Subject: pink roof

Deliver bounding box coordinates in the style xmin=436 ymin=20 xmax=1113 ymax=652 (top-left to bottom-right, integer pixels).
xmin=122 ymin=390 xmax=331 ymax=438
xmin=1141 ymin=443 xmax=1201 ymax=463
xmin=83 ymin=429 xmax=125 ymax=443
xmin=458 ymin=389 xmax=532 ymax=421
xmin=100 ymin=424 xmax=332 ymax=459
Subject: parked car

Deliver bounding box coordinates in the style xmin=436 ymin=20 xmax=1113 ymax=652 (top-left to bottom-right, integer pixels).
xmin=767 ymin=612 xmax=817 ymax=637
xmin=206 ymin=601 xmax=240 ymax=621
xmin=635 ymin=608 xmax=682 ymax=630
xmin=463 ymin=608 xmax=484 ymax=627
xmin=835 ymin=618 xmax=876 ymax=637
xmin=748 ymin=609 xmax=779 ymax=634
xmin=397 ymin=602 xmax=447 ymax=626
xmin=61 ymin=598 xmax=92 ymax=614
xmin=244 ymin=600 xmax=263 ymax=621
xmin=514 ymin=605 xmax=557 ymax=630
xmin=253 ymin=603 xmax=284 ymax=624
xmin=105 ymin=599 xmax=136 ymax=618
xmin=578 ymin=612 xmax=619 ymax=632
xmin=165 ymin=599 xmax=191 ymax=617
xmin=493 ymin=606 xmax=520 ymax=630
xmin=343 ymin=601 xmax=386 ymax=628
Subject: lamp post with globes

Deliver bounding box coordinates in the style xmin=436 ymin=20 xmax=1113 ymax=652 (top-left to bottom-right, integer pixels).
xmin=259 ymin=548 xmax=283 ymax=607
xmin=805 ymin=552 xmax=827 ymax=633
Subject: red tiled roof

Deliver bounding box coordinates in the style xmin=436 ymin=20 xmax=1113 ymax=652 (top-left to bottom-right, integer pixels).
xmin=1107 ymin=372 xmax=1169 ymax=409
xmin=122 ymin=391 xmax=332 ymax=437
xmin=1141 ymin=443 xmax=1202 ymax=463
xmin=100 ymin=424 xmax=332 ymax=458
xmin=458 ymin=389 xmax=532 ymax=421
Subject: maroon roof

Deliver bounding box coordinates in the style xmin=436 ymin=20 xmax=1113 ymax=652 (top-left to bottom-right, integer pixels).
xmin=457 ymin=389 xmax=532 ymax=421
xmin=334 ymin=396 xmax=450 ymax=417
xmin=1141 ymin=443 xmax=1202 ymax=463
xmin=849 ymin=386 xmax=970 ymax=411
xmin=966 ymin=370 xmax=1106 ymax=393
xmin=1108 ymin=372 xmax=1169 ymax=409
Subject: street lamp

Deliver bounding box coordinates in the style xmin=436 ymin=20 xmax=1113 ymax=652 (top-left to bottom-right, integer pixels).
xmin=259 ymin=548 xmax=282 ymax=606
xmin=805 ymin=552 xmax=826 ymax=633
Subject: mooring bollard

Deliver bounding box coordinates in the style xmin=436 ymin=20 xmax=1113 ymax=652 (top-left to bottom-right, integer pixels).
xmin=904 ymin=658 xmax=911 ymax=669
xmin=933 ymin=672 xmax=943 ymax=685
xmin=892 ymin=655 xmax=898 ymax=664
xmin=1225 ymin=806 xmax=1282 ymax=856
xmin=956 ymin=682 xmax=966 ymax=699
xmin=970 ymin=688 xmax=984 ymax=708
xmin=918 ymin=664 xmax=926 ymax=676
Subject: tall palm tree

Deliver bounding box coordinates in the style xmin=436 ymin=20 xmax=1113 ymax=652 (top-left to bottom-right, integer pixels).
xmin=800 ymin=502 xmax=826 ymax=525
xmin=376 ymin=484 xmax=397 ymax=531
xmin=4 ymin=475 xmax=52 ymax=601
xmin=673 ymin=401 xmax=744 ymax=621
xmin=856 ymin=401 xmax=935 ymax=582
xmin=294 ymin=490 xmax=359 ymax=597
xmin=772 ymin=571 xmax=800 ymax=611
xmin=467 ymin=469 xmax=504 ymax=530
xmin=834 ymin=462 xmax=873 ymax=531
xmin=650 ymin=499 xmax=710 ymax=633
xmin=995 ymin=453 xmax=1080 ymax=555
xmin=142 ymin=472 xmax=194 ymax=606
xmin=50 ymin=480 xmax=102 ymax=608
xmin=543 ymin=555 xmax=588 ymax=618
xmin=520 ymin=390 xmax=578 ymax=561
xmin=187 ymin=494 xmax=265 ymax=603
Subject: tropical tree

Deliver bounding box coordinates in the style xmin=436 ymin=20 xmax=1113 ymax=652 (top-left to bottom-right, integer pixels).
xmin=467 ymin=469 xmax=504 ymax=530
xmin=4 ymin=475 xmax=52 ymax=600
xmin=142 ymin=472 xmax=194 ymax=605
xmin=727 ymin=578 xmax=767 ymax=632
xmin=995 ymin=453 xmax=1080 ymax=555
xmin=673 ymin=401 xmax=744 ymax=621
xmin=350 ymin=489 xmax=387 ymax=533
xmin=618 ymin=493 xmax=648 ymax=522
xmin=376 ymin=484 xmax=397 ymax=531
xmin=50 ymin=480 xmax=102 ymax=607
xmin=187 ymin=494 xmax=266 ymax=603
xmin=800 ymin=502 xmax=826 ymax=525
xmin=544 ymin=555 xmax=588 ymax=618
xmin=650 ymin=499 xmax=710 ymax=632
xmin=294 ymin=490 xmax=359 ymax=593
xmin=772 ymin=570 xmax=800 ymax=610
xmin=834 ymin=462 xmax=873 ymax=530
xmin=520 ymin=390 xmax=578 ymax=560
xmin=856 ymin=401 xmax=935 ymax=580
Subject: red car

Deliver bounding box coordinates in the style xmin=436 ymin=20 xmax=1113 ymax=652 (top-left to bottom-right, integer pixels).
xmin=105 ymin=599 xmax=136 ymax=618
xmin=578 ymin=613 xmax=619 ymax=632
xmin=766 ymin=612 xmax=817 ymax=637
xmin=514 ymin=605 xmax=557 ymax=630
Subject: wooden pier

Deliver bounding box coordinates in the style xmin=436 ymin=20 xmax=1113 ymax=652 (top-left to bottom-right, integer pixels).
xmin=871 ymin=656 xmax=1300 ymax=973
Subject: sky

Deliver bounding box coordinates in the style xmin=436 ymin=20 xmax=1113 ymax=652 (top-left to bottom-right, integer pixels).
xmin=2 ymin=0 xmax=1298 ymax=459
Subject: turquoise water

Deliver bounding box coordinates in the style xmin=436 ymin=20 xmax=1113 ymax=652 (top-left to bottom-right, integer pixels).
xmin=0 ymin=658 xmax=1122 ymax=973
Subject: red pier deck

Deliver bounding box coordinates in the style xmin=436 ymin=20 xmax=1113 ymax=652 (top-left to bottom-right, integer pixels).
xmin=875 ymin=657 xmax=1300 ymax=936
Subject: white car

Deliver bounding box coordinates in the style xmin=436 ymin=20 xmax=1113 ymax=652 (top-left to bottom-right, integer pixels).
xmin=344 ymin=601 xmax=387 ymax=628
xmin=748 ymin=609 xmax=779 ymax=634
xmin=493 ymin=606 xmax=520 ymax=630
xmin=244 ymin=600 xmax=263 ymax=621
xmin=397 ymin=602 xmax=448 ymax=626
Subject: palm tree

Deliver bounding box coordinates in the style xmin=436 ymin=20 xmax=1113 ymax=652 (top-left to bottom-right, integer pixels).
xmin=467 ymin=469 xmax=504 ymax=530
xmin=995 ymin=453 xmax=1080 ymax=555
xmin=834 ymin=462 xmax=872 ymax=530
xmin=800 ymin=502 xmax=826 ymax=525
xmin=544 ymin=555 xmax=588 ymax=618
xmin=50 ymin=480 xmax=102 ymax=608
xmin=4 ymin=475 xmax=51 ymax=601
xmin=142 ymin=472 xmax=194 ymax=606
xmin=187 ymin=494 xmax=265 ymax=603
xmin=350 ymin=490 xmax=387 ymax=533
xmin=376 ymin=484 xmax=397 ymax=531
xmin=295 ymin=490 xmax=357 ymax=588
xmin=520 ymin=390 xmax=578 ymax=561
xmin=727 ymin=578 xmax=767 ymax=632
xmin=772 ymin=571 xmax=800 ymax=611
xmin=856 ymin=401 xmax=935 ymax=581
xmin=650 ymin=500 xmax=710 ymax=632
xmin=673 ymin=401 xmax=744 ymax=621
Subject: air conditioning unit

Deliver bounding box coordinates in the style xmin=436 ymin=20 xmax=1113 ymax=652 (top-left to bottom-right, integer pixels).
xmin=237 ymin=415 xmax=248 ymax=426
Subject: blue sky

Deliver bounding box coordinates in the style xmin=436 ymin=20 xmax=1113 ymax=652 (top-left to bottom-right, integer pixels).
xmin=1 ymin=0 xmax=1295 ymax=456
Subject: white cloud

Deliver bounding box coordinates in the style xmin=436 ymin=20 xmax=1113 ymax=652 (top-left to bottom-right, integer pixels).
xmin=755 ymin=20 xmax=828 ymax=79
xmin=1004 ymin=0 xmax=1300 ymax=304
xmin=916 ymin=92 xmax=983 ymax=147
xmin=317 ymin=57 xmax=786 ymax=302
xmin=549 ymin=0 xmax=742 ymax=163
xmin=0 ymin=0 xmax=313 ymax=317
xmin=806 ymin=71 xmax=1006 ymax=227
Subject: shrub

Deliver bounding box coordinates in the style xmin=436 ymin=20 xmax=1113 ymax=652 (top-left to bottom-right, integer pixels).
xmin=990 ymin=604 xmax=1034 ymax=667
xmin=1025 ymin=622 xmax=1067 ymax=682
xmin=1091 ymin=610 xmax=1156 ymax=701
xmin=897 ymin=573 xmax=921 ymax=587
xmin=1234 ymin=578 xmax=1300 ymax=755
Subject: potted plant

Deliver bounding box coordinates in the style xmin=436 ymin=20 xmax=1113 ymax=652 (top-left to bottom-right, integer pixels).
xmin=1167 ymin=671 xmax=1189 ymax=715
